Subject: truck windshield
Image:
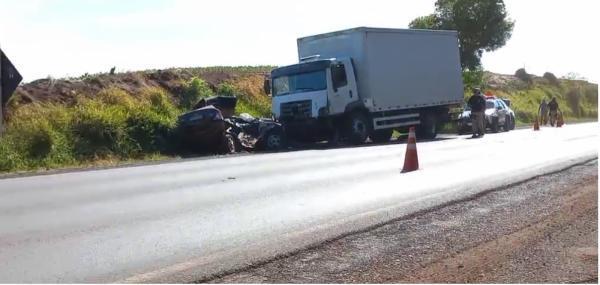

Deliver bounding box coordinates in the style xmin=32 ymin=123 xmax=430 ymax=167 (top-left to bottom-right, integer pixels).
xmin=272 ymin=70 xmax=327 ymax=96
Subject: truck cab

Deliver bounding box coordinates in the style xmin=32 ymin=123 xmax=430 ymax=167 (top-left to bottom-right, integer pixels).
xmin=270 ymin=57 xmax=360 ymax=142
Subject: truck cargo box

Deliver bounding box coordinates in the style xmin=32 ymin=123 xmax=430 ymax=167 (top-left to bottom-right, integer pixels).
xmin=297 ymin=27 xmax=464 ymax=112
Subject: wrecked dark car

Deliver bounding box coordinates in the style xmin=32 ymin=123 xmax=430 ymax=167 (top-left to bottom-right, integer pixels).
xmin=177 ymin=96 xmax=286 ymax=154
xmin=177 ymin=105 xmax=236 ymax=154
xmin=226 ymin=113 xmax=285 ymax=151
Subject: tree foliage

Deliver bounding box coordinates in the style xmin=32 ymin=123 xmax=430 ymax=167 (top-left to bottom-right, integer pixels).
xmin=543 ymin=72 xmax=559 ymax=86
xmin=409 ymin=0 xmax=515 ymax=70
xmin=408 ymin=14 xmax=438 ymax=29
xmin=515 ymin=68 xmax=533 ymax=84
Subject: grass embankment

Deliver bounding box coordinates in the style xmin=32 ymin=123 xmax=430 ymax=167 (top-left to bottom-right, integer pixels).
xmin=480 ymin=73 xmax=598 ymax=125
xmin=0 ymin=69 xmax=271 ymax=173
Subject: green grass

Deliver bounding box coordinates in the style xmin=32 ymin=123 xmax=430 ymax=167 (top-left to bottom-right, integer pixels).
xmin=472 ymin=76 xmax=597 ymax=125
xmin=0 ymin=87 xmax=181 ymax=173
xmin=0 ymin=73 xmax=273 ymax=173
xmin=217 ymin=75 xmax=272 ymax=117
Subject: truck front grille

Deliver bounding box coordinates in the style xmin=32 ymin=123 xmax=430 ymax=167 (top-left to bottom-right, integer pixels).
xmin=280 ymin=100 xmax=312 ymax=120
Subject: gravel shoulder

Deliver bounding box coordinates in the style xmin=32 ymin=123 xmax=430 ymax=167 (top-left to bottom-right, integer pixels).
xmin=207 ymin=160 xmax=598 ymax=283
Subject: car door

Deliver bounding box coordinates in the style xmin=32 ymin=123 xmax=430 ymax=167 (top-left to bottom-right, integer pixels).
xmin=495 ymin=100 xmax=507 ymax=125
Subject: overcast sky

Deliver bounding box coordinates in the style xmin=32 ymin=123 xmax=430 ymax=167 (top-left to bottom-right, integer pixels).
xmin=0 ymin=0 xmax=598 ymax=83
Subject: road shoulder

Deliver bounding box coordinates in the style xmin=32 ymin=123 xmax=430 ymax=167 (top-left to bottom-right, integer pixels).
xmin=208 ymin=160 xmax=598 ymax=283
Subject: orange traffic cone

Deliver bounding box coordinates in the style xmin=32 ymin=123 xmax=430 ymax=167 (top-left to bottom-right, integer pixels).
xmin=557 ymin=112 xmax=564 ymax=127
xmin=533 ymin=117 xmax=540 ymax=131
xmin=402 ymin=127 xmax=419 ymax=173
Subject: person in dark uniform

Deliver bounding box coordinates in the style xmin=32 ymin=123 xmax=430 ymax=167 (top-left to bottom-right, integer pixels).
xmin=467 ymin=88 xmax=487 ymax=138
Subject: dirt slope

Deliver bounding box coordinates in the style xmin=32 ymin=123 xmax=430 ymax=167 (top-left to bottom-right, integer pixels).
xmin=10 ymin=67 xmax=272 ymax=107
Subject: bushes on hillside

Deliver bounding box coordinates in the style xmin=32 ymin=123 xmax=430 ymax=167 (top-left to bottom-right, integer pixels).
xmin=543 ymin=72 xmax=560 ymax=86
xmin=584 ymin=85 xmax=598 ymax=105
xmin=0 ymin=87 xmax=180 ymax=172
xmin=71 ymin=101 xmax=131 ymax=157
xmin=217 ymin=82 xmax=237 ymax=96
xmin=462 ymin=69 xmax=484 ymax=91
xmin=181 ymin=77 xmax=213 ymax=110
xmin=565 ymin=88 xmax=582 ymax=117
xmin=126 ymin=105 xmax=177 ymax=153
xmin=218 ymin=77 xmax=271 ymax=117
xmin=515 ymin=68 xmax=533 ymax=84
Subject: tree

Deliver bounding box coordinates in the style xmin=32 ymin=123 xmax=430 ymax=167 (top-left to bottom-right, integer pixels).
xmin=543 ymin=72 xmax=559 ymax=86
xmin=514 ymin=68 xmax=532 ymax=85
xmin=408 ymin=14 xmax=437 ymax=29
xmin=409 ymin=0 xmax=515 ymax=70
xmin=562 ymin=72 xmax=586 ymax=81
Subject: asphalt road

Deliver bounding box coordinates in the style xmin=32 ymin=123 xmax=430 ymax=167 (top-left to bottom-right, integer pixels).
xmin=212 ymin=160 xmax=597 ymax=283
xmin=0 ymin=123 xmax=597 ymax=283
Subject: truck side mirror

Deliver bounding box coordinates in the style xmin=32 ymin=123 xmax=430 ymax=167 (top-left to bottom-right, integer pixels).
xmin=263 ymin=77 xmax=271 ymax=96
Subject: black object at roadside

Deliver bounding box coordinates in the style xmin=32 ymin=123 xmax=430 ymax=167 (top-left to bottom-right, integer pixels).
xmin=194 ymin=96 xmax=237 ymax=118
xmin=1 ymin=49 xmax=23 ymax=106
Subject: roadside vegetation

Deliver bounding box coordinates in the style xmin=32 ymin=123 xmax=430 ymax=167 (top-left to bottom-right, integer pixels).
xmin=1 ymin=67 xmax=272 ymax=173
xmin=476 ymin=70 xmax=598 ymax=125
xmin=0 ymin=65 xmax=596 ymax=174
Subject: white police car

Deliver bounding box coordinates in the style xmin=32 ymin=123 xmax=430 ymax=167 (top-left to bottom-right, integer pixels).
xmin=484 ymin=96 xmax=516 ymax=132
xmin=457 ymin=96 xmax=516 ymax=134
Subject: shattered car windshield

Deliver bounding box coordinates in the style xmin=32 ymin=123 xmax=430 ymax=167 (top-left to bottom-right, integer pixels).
xmin=272 ymin=70 xmax=327 ymax=96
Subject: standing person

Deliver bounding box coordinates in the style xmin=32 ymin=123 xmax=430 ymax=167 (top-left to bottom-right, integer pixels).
xmin=548 ymin=97 xmax=560 ymax=126
xmin=538 ymin=98 xmax=549 ymax=125
xmin=467 ymin=88 xmax=487 ymax=138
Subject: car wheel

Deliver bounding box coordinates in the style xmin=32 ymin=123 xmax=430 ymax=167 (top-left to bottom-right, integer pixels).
xmin=491 ymin=117 xmax=499 ymax=133
xmin=346 ymin=112 xmax=371 ymax=144
xmin=371 ymin=129 xmax=393 ymax=143
xmin=510 ymin=115 xmax=516 ymax=130
xmin=503 ymin=115 xmax=510 ymax=132
xmin=219 ymin=133 xmax=239 ymax=154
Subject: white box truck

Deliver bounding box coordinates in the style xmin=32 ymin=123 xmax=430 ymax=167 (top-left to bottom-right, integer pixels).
xmin=266 ymin=27 xmax=464 ymax=143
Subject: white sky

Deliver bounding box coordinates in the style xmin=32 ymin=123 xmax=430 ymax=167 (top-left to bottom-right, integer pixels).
xmin=0 ymin=0 xmax=598 ymax=83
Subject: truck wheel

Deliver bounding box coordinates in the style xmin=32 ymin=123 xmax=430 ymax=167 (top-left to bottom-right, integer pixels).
xmin=371 ymin=129 xmax=393 ymax=143
xmin=260 ymin=129 xmax=285 ymax=151
xmin=346 ymin=112 xmax=371 ymax=144
xmin=491 ymin=117 xmax=499 ymax=133
xmin=416 ymin=113 xmax=438 ymax=140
